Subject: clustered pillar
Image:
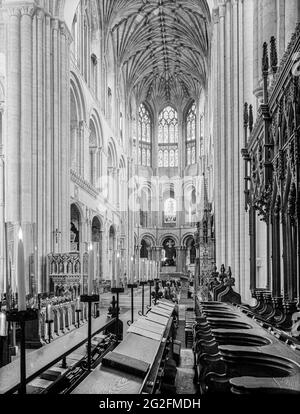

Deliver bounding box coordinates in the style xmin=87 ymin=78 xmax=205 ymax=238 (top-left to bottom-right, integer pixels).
xmin=3 ymin=2 xmax=72 ymax=296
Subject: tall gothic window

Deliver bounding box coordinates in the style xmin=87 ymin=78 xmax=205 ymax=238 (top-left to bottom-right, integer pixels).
xmin=138 ymin=104 xmax=152 ymax=167
xmin=158 ymin=106 xmax=179 ymax=168
xmin=186 ymin=102 xmax=196 ymax=165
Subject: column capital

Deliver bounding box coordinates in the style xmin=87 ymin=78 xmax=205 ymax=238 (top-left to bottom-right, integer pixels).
xmin=6 ymin=6 xmax=21 ymax=17
xmin=44 ymin=14 xmax=51 ymax=25
xmin=19 ymin=4 xmax=36 ymax=17
xmin=60 ymin=21 xmax=73 ymax=45
xmin=218 ymin=3 xmax=226 ymax=18
xmin=70 ymin=120 xmax=79 ymax=130
xmin=51 ymin=17 xmax=59 ymax=31
xmin=212 ymin=7 xmax=219 ymax=24
xmin=35 ymin=7 xmax=44 ymax=19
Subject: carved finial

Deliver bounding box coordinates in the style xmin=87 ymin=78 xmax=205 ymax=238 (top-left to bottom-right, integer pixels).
xmin=249 ymin=105 xmax=253 ymax=133
xmin=228 ymin=267 xmax=232 ymax=278
xmin=288 ymin=182 xmax=297 ymax=224
xmin=262 ymin=42 xmax=269 ymax=74
xmin=270 ymin=36 xmax=278 ymax=74
xmin=274 ymin=195 xmax=281 ymax=217
xmin=244 ymin=102 xmax=249 ymax=128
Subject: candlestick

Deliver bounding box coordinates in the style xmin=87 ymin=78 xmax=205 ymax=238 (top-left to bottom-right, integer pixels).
xmin=17 ymin=227 xmax=26 ymax=311
xmin=88 ymin=244 xmax=94 ymax=295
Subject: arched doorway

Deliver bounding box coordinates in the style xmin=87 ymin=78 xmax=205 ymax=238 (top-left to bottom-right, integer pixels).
xmin=70 ymin=204 xmax=81 ymax=252
xmin=161 ymin=237 xmax=176 ymax=267
xmin=92 ymin=217 xmax=102 ymax=281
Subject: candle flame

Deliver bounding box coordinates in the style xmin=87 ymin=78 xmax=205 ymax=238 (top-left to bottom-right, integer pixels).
xmin=89 ymin=243 xmax=93 ymax=252
xmin=18 ymin=227 xmax=23 ymax=241
xmin=131 ymin=256 xmax=134 ymax=262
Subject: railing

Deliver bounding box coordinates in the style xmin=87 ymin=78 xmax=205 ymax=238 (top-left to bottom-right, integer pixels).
xmin=0 ymin=315 xmax=116 ymax=394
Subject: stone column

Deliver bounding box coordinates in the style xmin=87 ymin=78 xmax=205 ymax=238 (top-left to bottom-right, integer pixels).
xmin=254 ymin=0 xmax=264 ymax=103
xmin=219 ymin=3 xmax=227 ymax=265
xmin=176 ymin=246 xmax=186 ymax=274
xmin=263 ymin=0 xmax=277 ymax=44
xmin=277 ymin=0 xmax=286 ymax=59
xmin=20 ymin=5 xmax=34 ymax=224
xmin=233 ymin=0 xmax=240 ymax=292
xmin=52 ymin=18 xmax=60 ymax=254
xmin=225 ymin=0 xmax=233 ymax=269
xmin=253 ymin=0 xmax=259 ymax=99
xmin=0 ymin=105 xmax=4 ymax=294
xmin=212 ymin=7 xmax=221 ymax=269
xmin=60 ymin=22 xmax=71 ymax=253
xmin=285 ymin=0 xmax=300 ymax=48
xmin=238 ymin=0 xmax=248 ymax=301
xmin=5 ymin=7 xmax=21 ymax=223
xmin=45 ymin=14 xmax=52 ymax=261
xmin=36 ymin=8 xmax=44 ymax=292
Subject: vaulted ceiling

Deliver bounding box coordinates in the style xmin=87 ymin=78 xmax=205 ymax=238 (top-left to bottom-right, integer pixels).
xmin=103 ymin=0 xmax=212 ymax=110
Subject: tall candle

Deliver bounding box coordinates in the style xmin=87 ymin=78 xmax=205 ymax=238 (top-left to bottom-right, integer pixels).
xmin=46 ymin=302 xmax=52 ymax=321
xmin=138 ymin=259 xmax=141 ymax=282
xmin=76 ymin=296 xmax=81 ymax=310
xmin=88 ymin=244 xmax=94 ymax=295
xmin=17 ymin=227 xmax=26 ymax=311
xmin=116 ymin=253 xmax=120 ymax=287
xmin=130 ymin=256 xmax=134 ymax=284
xmin=143 ymin=259 xmax=146 ymax=281
xmin=146 ymin=260 xmax=149 ymax=282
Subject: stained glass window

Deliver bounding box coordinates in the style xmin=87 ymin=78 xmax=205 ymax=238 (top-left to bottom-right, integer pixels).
xmin=186 ymin=102 xmax=197 ymax=165
xmin=158 ymin=106 xmax=179 ymax=167
xmin=138 ymin=103 xmax=152 ymax=166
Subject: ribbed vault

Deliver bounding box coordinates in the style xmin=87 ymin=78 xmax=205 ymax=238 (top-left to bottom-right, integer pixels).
xmin=101 ymin=0 xmax=211 ymax=109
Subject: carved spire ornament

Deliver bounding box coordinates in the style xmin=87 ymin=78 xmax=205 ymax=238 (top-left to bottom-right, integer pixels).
xmin=244 ymin=102 xmax=249 ymax=128
xmin=249 ymin=105 xmax=254 ymax=133
xmin=270 ymin=36 xmax=278 ymax=74
xmin=262 ymin=42 xmax=269 ymax=74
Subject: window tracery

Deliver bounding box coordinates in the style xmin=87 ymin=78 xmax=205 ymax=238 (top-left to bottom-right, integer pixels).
xmin=158 ymin=106 xmax=179 ymax=168
xmin=138 ymin=103 xmax=152 ymax=167
xmin=186 ymin=102 xmax=197 ymax=165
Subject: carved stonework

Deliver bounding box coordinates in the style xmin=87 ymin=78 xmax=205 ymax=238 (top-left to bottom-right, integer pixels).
xmin=48 ymin=252 xmax=89 ymax=293
xmin=262 ymin=42 xmax=269 ymax=74
xmin=270 ymin=36 xmax=278 ymax=74
xmin=288 ymin=183 xmax=297 ymax=225
xmin=274 ymin=195 xmax=281 ymax=218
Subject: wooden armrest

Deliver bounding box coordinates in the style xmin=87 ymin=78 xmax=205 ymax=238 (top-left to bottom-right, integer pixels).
xmin=198 ymin=352 xmax=220 ymax=364
xmin=205 ymin=371 xmax=228 ymax=383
